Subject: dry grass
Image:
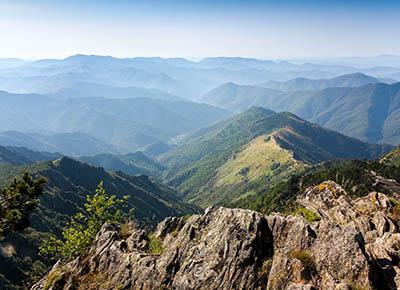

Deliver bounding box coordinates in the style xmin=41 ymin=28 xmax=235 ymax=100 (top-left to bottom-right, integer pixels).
xmin=215 ymin=135 xmax=305 ymax=188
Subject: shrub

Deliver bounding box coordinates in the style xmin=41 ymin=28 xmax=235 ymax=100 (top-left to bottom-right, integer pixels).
xmin=40 ymin=181 xmax=128 ymax=260
xmin=148 ymin=234 xmax=164 ymax=254
xmin=44 ymin=269 xmax=63 ymax=290
xmin=290 ymin=250 xmax=316 ymax=273
xmin=389 ymin=198 xmax=400 ymax=222
xmin=0 ymin=172 xmax=46 ymax=237
xmin=119 ymin=222 xmax=133 ymax=239
xmin=292 ymin=207 xmax=320 ymax=223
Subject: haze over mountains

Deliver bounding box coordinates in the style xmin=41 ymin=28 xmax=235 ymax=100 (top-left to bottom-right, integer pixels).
xmin=202 ymin=80 xmax=400 ymax=144
xmin=1 ymin=54 xmax=400 ymax=289
xmin=0 ymin=90 xmax=230 ymax=154
xmin=259 ymin=72 xmax=394 ymax=91
xmin=0 ymin=55 xmax=399 ymax=153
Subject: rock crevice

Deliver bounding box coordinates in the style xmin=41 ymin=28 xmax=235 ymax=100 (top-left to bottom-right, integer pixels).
xmin=33 ymin=181 xmax=400 ymax=289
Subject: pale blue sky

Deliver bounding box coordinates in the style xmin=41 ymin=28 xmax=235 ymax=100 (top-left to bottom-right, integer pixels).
xmin=1 ymin=0 xmax=399 ymax=59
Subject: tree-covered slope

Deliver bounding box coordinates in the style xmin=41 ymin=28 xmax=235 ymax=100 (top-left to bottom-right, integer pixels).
xmin=0 ymin=146 xmax=32 ymax=165
xmin=80 ymin=151 xmax=166 ymax=176
xmin=201 ymin=82 xmax=400 ymax=144
xmin=0 ymin=145 xmax=60 ymax=166
xmin=0 ymin=157 xmax=196 ymax=289
xmin=232 ymin=158 xmax=400 ymax=215
xmin=382 ymin=145 xmax=400 ymax=167
xmin=161 ymin=107 xmax=391 ymax=207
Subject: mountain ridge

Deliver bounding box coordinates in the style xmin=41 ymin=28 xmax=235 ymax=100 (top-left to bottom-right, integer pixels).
xmin=161 ymin=107 xmax=392 ymax=207
xmin=201 ymin=82 xmax=400 ymax=144
xmin=259 ymin=72 xmax=387 ymax=91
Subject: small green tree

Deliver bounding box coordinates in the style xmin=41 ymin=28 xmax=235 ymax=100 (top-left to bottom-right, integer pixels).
xmin=40 ymin=181 xmax=128 ymax=260
xmin=0 ymin=172 xmax=46 ymax=237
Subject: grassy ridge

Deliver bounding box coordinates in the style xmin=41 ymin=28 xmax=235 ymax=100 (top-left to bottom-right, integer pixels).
xmin=161 ymin=107 xmax=391 ymax=207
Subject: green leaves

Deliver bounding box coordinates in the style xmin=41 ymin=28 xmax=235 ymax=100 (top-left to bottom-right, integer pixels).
xmin=40 ymin=181 xmax=128 ymax=260
xmin=0 ymin=172 xmax=46 ymax=237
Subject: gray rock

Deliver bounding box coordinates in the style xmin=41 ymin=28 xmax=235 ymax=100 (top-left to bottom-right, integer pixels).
xmin=33 ymin=181 xmax=400 ymax=290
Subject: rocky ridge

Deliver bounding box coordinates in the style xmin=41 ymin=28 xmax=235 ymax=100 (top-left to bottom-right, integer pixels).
xmin=33 ymin=180 xmax=400 ymax=289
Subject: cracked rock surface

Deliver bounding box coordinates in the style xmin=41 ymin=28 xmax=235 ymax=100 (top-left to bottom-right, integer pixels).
xmin=33 ymin=181 xmax=400 ymax=289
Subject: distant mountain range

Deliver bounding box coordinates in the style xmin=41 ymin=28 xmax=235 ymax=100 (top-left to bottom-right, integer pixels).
xmin=0 ymin=131 xmax=115 ymax=156
xmin=48 ymin=81 xmax=185 ymax=101
xmin=161 ymin=107 xmax=391 ymax=207
xmin=201 ymin=81 xmax=400 ymax=144
xmin=259 ymin=72 xmax=393 ymax=91
xmin=0 ymin=91 xmax=231 ymax=153
xmin=1 ymin=55 xmax=398 ymax=101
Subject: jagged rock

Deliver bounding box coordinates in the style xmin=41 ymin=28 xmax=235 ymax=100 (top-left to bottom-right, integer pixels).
xmin=33 ymin=181 xmax=400 ymax=290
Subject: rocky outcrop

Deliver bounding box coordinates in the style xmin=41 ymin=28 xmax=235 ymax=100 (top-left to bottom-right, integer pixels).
xmin=33 ymin=181 xmax=400 ymax=290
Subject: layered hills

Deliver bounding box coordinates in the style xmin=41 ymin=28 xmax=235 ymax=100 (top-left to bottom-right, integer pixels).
xmin=161 ymin=107 xmax=391 ymax=207
xmin=259 ymin=72 xmax=388 ymax=91
xmin=0 ymin=91 xmax=230 ymax=153
xmin=202 ymin=82 xmax=400 ymax=144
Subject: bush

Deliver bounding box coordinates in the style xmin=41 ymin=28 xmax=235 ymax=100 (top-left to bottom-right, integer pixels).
xmin=147 ymin=234 xmax=163 ymax=254
xmin=0 ymin=172 xmax=46 ymax=237
xmin=40 ymin=181 xmax=128 ymax=260
xmin=119 ymin=222 xmax=133 ymax=239
xmin=290 ymin=250 xmax=316 ymax=272
xmin=44 ymin=269 xmax=63 ymax=290
xmin=292 ymin=207 xmax=320 ymax=223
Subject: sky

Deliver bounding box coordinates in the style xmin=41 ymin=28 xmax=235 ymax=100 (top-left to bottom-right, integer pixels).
xmin=0 ymin=0 xmax=400 ymax=59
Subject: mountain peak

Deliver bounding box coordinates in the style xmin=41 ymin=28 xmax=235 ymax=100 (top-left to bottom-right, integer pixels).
xmin=242 ymin=106 xmax=275 ymax=117
xmin=52 ymin=156 xmax=100 ymax=171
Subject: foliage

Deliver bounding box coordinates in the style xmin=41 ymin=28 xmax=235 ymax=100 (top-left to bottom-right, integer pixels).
xmin=147 ymin=234 xmax=164 ymax=254
xmin=0 ymin=172 xmax=46 ymax=237
xmin=43 ymin=269 xmax=63 ymax=290
xmin=291 ymin=207 xmax=320 ymax=223
xmin=40 ymin=181 xmax=128 ymax=260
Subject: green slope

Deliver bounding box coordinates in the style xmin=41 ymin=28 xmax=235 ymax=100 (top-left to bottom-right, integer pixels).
xmin=382 ymin=146 xmax=400 ymax=167
xmin=161 ymin=107 xmax=391 ymax=207
xmin=232 ymin=158 xmax=400 ymax=215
